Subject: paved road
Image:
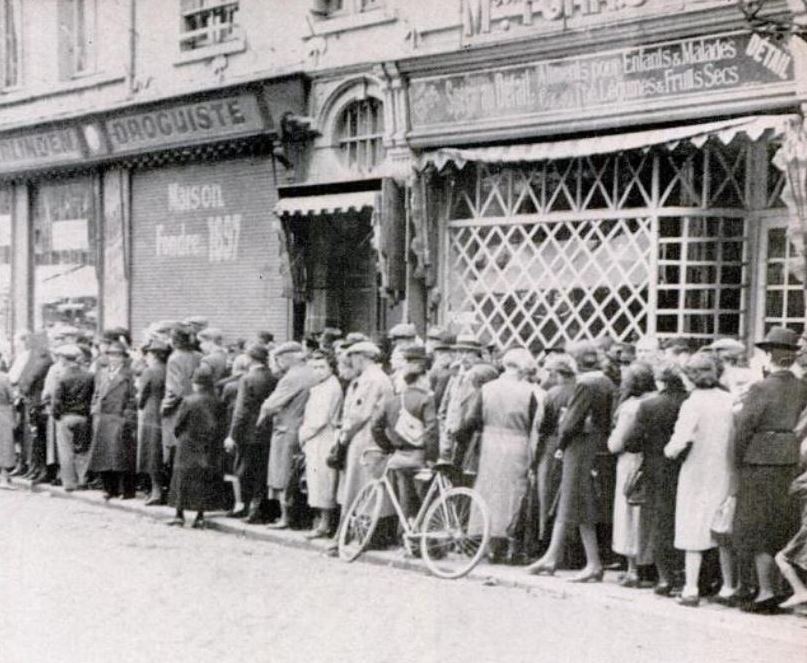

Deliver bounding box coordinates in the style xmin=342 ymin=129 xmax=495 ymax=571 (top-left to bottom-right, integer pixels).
xmin=0 ymin=490 xmax=804 ymax=663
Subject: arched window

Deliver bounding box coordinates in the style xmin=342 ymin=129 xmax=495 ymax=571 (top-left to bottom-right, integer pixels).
xmin=336 ymin=98 xmax=384 ymax=172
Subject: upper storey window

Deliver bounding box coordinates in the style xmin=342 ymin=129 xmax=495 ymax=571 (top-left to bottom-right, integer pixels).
xmin=337 ymin=98 xmax=385 ymax=173
xmin=0 ymin=0 xmax=22 ymax=89
xmin=312 ymin=0 xmax=384 ymax=17
xmin=58 ymin=0 xmax=96 ymax=79
xmin=180 ymin=0 xmax=240 ymax=52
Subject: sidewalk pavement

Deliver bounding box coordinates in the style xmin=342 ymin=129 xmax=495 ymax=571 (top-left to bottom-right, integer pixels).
xmin=8 ymin=477 xmax=807 ymax=648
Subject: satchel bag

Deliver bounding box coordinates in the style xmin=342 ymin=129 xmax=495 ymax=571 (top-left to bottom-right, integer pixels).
xmin=743 ymin=431 xmax=799 ymax=466
xmin=710 ymin=494 xmax=737 ymax=545
xmin=393 ymin=395 xmax=425 ymax=448
xmin=623 ymin=461 xmax=647 ymax=506
xmin=325 ymin=441 xmax=347 ymax=471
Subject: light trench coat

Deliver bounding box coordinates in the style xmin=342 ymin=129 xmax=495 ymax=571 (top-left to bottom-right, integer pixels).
xmin=299 ymin=374 xmax=343 ymax=510
xmin=337 ymin=363 xmax=393 ymax=512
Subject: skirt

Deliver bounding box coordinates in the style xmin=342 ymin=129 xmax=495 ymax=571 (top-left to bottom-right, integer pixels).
xmin=556 ymin=434 xmax=600 ymax=527
xmin=0 ymin=406 xmax=15 ymax=468
xmin=734 ymin=464 xmax=800 ymax=555
xmin=169 ymin=467 xmax=227 ymax=512
xmin=303 ymin=430 xmax=339 ymax=510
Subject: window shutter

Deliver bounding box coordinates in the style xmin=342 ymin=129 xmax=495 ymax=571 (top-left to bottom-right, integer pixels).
xmin=381 ymin=178 xmax=406 ymax=296
xmin=57 ymin=0 xmax=76 ymax=80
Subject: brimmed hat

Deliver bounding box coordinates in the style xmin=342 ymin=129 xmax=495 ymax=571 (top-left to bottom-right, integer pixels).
xmin=183 ymin=316 xmax=209 ymax=331
xmin=389 ymin=322 xmax=417 ymax=341
xmin=703 ymin=338 xmax=745 ymax=353
xmin=246 ymin=343 xmax=269 ymax=364
xmin=400 ymin=345 xmax=428 ymax=362
xmin=143 ymin=338 xmax=170 ymax=355
xmin=106 ymin=340 xmax=128 ymax=355
xmin=343 ymin=332 xmax=370 ymax=348
xmin=273 ymin=341 xmax=304 ymax=357
xmin=54 ymin=343 xmax=82 ymax=361
xmin=756 ymin=327 xmax=800 ymax=351
xmin=426 ymin=325 xmax=447 ymax=341
xmin=432 ymin=331 xmax=456 ymax=352
xmin=197 ymin=327 xmax=223 ymax=343
xmin=346 ymin=341 xmax=381 ymax=358
xmin=453 ymin=333 xmax=482 ymax=353
xmin=170 ymin=324 xmax=194 ymax=349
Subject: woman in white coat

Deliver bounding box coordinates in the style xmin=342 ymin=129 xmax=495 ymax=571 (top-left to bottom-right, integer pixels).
xmin=664 ymin=353 xmax=737 ymax=607
xmin=299 ymin=351 xmax=344 ymax=539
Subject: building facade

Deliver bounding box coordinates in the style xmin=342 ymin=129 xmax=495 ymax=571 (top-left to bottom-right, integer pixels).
xmin=1 ymin=0 xmax=805 ymax=349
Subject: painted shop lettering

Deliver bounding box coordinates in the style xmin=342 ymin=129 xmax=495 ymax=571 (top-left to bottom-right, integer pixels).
xmin=745 ymin=34 xmax=791 ymax=80
xmin=109 ymin=99 xmax=247 ymax=147
xmin=155 ymin=214 xmax=242 ymax=262
xmin=168 ymin=183 xmax=225 ymax=212
xmin=0 ymin=129 xmax=78 ymax=163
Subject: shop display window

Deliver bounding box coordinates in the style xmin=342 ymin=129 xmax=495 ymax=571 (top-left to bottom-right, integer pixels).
xmin=760 ymin=226 xmax=804 ymax=334
xmin=32 ymin=179 xmax=99 ymax=335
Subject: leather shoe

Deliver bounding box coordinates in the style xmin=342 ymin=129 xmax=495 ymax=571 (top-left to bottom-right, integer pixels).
xmin=677 ymin=594 xmax=700 ymax=608
xmin=144 ymin=496 xmax=163 ymax=506
xmin=568 ymin=568 xmax=604 ymax=583
xmin=654 ymin=583 xmax=673 ymax=597
xmin=9 ymin=464 xmax=27 ymax=477
xmin=741 ymin=596 xmax=783 ymax=614
xmin=226 ymin=508 xmax=248 ymax=518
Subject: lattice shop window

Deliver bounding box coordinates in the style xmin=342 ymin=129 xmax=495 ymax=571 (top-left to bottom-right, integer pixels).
xmin=180 ymin=0 xmax=240 ymax=52
xmin=337 ymin=98 xmax=385 ymax=173
xmin=761 ymin=226 xmax=804 ymax=334
xmin=656 ymin=215 xmax=748 ymax=343
xmin=766 ymin=142 xmax=788 ymax=208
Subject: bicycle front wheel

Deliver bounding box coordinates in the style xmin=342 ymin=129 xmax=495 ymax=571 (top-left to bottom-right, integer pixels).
xmin=420 ymin=487 xmax=490 ymax=579
xmin=338 ymin=480 xmax=384 ymax=562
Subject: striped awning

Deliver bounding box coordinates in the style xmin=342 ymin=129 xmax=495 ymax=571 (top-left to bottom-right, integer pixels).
xmin=274 ymin=190 xmax=377 ymax=217
xmin=417 ymin=114 xmax=799 ymax=172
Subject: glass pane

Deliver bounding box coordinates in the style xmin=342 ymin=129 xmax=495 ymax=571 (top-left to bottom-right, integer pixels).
xmin=767 ymin=261 xmax=784 ymax=286
xmin=720 ymin=265 xmax=743 ymax=284
xmin=766 ymin=290 xmax=784 ymax=318
xmin=684 ymin=314 xmax=714 ymax=335
xmin=687 ymin=241 xmax=717 ymax=261
xmin=659 ymin=217 xmax=681 ymax=238
xmin=657 ymin=314 xmax=678 ymax=333
xmin=686 ymin=265 xmax=716 ymax=284
xmin=722 ymin=218 xmax=744 ymax=237
xmin=788 ymin=263 xmax=803 ymax=286
xmin=787 ymin=290 xmax=804 ymax=318
xmin=657 ymin=289 xmax=679 ymax=310
xmin=33 ymin=179 xmax=99 ymax=335
xmin=722 ymin=241 xmax=743 ymax=262
xmin=768 ymin=228 xmax=786 ymax=259
xmin=718 ymin=314 xmax=740 ymax=335
xmin=719 ymin=288 xmax=741 ymax=310
xmin=685 ymin=289 xmax=715 ymax=310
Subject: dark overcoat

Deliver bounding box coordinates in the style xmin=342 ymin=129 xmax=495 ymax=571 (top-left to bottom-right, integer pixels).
xmin=168 ymin=390 xmax=227 ymax=511
xmin=733 ymin=370 xmax=807 ymax=555
xmin=229 ymin=365 xmax=277 ymax=447
xmin=160 ymin=349 xmax=200 ymax=453
xmin=136 ymin=363 xmax=166 ymax=474
xmin=625 ymin=389 xmax=688 ymax=566
xmin=88 ymin=366 xmax=137 ymax=473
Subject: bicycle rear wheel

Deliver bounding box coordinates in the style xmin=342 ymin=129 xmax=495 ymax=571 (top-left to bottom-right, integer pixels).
xmin=420 ymin=487 xmax=490 ymax=579
xmin=338 ymin=480 xmax=384 ymax=562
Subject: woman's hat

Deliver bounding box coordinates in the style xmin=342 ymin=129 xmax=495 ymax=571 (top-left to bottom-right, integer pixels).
xmin=273 ymin=341 xmax=304 ymax=357
xmin=346 ymin=341 xmax=381 ymax=358
xmin=192 ymin=364 xmax=215 ymax=387
xmin=106 ymin=340 xmax=128 ymax=355
xmin=755 ymin=327 xmax=800 ymax=351
xmin=400 ymin=345 xmax=428 ymax=362
xmin=246 ymin=343 xmax=269 ymax=364
xmin=143 ymin=338 xmax=170 ymax=355
xmin=453 ymin=333 xmax=482 ymax=353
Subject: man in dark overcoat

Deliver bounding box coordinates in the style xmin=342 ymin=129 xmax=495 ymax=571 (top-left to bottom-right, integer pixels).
xmin=88 ymin=341 xmax=137 ymax=499
xmin=224 ymin=344 xmax=277 ymax=522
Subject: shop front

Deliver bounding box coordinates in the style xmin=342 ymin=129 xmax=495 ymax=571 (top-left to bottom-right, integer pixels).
xmin=0 ymin=79 xmax=305 ymax=345
xmin=406 ymin=28 xmax=804 ymax=348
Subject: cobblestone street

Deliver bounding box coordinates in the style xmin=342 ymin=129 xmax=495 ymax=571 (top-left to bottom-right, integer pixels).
xmin=0 ymin=489 xmax=804 ymax=663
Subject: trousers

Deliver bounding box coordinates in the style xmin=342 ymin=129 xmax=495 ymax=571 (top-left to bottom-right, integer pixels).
xmin=56 ymin=415 xmax=90 ymax=489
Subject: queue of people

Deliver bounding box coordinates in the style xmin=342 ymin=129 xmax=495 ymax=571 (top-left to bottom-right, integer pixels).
xmin=1 ymin=319 xmax=806 ymax=616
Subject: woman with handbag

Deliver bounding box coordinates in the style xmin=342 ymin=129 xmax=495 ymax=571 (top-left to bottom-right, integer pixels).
xmin=623 ymin=362 xmax=689 ymax=596
xmin=733 ymin=327 xmax=807 ymax=613
xmin=664 ymin=353 xmax=737 ymax=607
xmin=607 ymin=363 xmax=656 ymax=588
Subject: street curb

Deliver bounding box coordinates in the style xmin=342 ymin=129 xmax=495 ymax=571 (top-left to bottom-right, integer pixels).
xmin=10 ymin=478 xmax=807 ymax=647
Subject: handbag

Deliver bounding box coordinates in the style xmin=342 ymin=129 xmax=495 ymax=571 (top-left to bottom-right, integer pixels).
xmin=325 ymin=441 xmax=347 ymax=471
xmin=393 ymin=394 xmax=424 ymax=447
xmin=710 ymin=495 xmax=737 ymax=545
xmin=623 ymin=461 xmax=647 ymax=506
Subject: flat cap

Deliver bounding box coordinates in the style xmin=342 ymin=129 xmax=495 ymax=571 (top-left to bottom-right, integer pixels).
xmin=54 ymin=343 xmax=82 ymax=360
xmin=453 ymin=333 xmax=482 ymax=352
xmin=346 ymin=341 xmax=381 ymax=358
xmin=344 ymin=332 xmax=370 ymax=347
xmin=273 ymin=341 xmax=304 ymax=357
xmin=246 ymin=343 xmax=269 ymax=363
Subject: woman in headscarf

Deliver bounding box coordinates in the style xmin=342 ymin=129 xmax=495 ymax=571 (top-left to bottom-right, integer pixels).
xmin=608 ymin=362 xmax=656 ymax=587
xmin=624 ymin=363 xmax=688 ymax=595
xmin=664 ymin=353 xmax=737 ymax=607
xmin=457 ymin=348 xmax=541 ymax=563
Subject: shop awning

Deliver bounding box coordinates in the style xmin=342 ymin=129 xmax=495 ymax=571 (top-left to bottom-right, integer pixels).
xmin=417 ymin=114 xmax=799 ymax=172
xmin=274 ymin=190 xmax=377 ymax=217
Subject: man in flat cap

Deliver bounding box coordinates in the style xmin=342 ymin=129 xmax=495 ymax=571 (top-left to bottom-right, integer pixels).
xmin=198 ymin=327 xmax=230 ymax=386
xmin=225 ymin=343 xmax=278 ymax=522
xmin=51 ymin=344 xmax=94 ymax=491
xmin=259 ymin=341 xmax=318 ymax=529
xmin=426 ymin=328 xmax=456 ymax=411
xmin=388 ymin=322 xmax=419 ymax=350
xmin=437 ymin=332 xmax=483 ymax=462
xmin=336 ymin=341 xmax=394 ymax=517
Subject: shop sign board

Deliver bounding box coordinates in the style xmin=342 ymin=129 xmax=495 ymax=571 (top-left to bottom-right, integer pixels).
xmin=410 ymin=32 xmax=794 ymax=130
xmin=0 ymin=127 xmax=84 ymax=173
xmin=104 ymin=93 xmax=267 ymax=155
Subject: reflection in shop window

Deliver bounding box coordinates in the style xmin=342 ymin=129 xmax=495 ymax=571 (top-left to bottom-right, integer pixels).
xmin=33 ymin=180 xmax=99 ymax=336
xmin=0 ymin=189 xmax=11 ymax=346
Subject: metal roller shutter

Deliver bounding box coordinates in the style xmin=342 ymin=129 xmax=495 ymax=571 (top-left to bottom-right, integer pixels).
xmin=130 ymin=156 xmax=287 ymax=343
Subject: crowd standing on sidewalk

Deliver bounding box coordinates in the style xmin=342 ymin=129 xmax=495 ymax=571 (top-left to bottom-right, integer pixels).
xmin=2 ymin=318 xmax=807 ymax=615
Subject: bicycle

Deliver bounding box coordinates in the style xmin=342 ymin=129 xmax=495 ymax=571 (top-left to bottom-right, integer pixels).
xmin=337 ymin=448 xmax=491 ymax=579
